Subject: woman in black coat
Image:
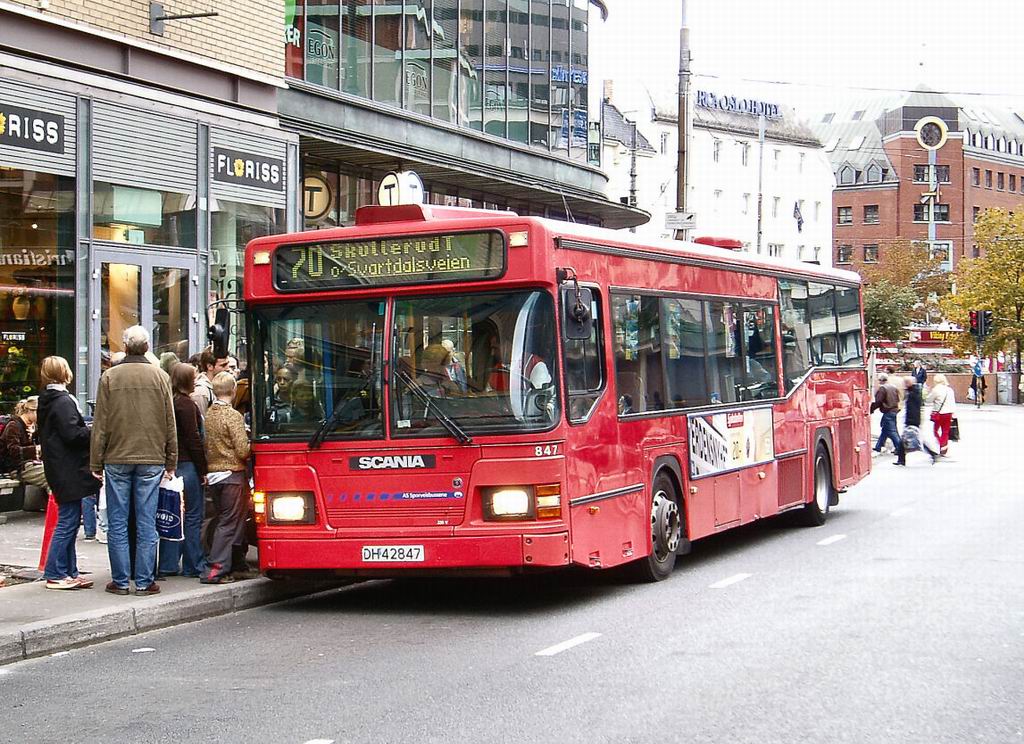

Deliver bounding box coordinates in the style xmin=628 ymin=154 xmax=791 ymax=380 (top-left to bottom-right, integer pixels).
xmin=37 ymin=356 xmax=100 ymax=590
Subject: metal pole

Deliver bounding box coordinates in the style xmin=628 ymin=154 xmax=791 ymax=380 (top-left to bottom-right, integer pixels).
xmin=674 ymin=0 xmax=691 ymax=240
xmin=756 ymin=113 xmax=765 ymax=254
xmin=926 ymin=148 xmax=937 ymax=324
xmin=629 ymin=119 xmax=638 ymax=218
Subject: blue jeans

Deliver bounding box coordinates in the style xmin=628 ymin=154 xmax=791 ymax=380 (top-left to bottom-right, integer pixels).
xmin=43 ymin=500 xmax=81 ymax=580
xmin=157 ymin=462 xmax=206 ymax=577
xmin=105 ymin=464 xmax=163 ymax=589
xmin=82 ymin=495 xmax=97 ymax=537
xmin=874 ymin=411 xmax=901 ymax=453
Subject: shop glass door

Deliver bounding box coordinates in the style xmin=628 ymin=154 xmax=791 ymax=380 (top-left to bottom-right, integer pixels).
xmin=91 ymin=249 xmax=198 ymax=392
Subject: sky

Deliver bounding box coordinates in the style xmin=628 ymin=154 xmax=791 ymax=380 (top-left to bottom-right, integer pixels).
xmin=591 ymin=0 xmax=1024 ymax=119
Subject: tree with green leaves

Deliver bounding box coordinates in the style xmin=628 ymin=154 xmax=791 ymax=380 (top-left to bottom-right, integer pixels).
xmin=940 ymin=209 xmax=1024 ymax=365
xmin=863 ymin=279 xmax=918 ymax=347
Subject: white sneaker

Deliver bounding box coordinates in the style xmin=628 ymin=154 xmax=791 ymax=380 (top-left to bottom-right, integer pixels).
xmin=46 ymin=577 xmax=80 ymax=590
xmin=96 ymin=530 xmax=108 ymax=544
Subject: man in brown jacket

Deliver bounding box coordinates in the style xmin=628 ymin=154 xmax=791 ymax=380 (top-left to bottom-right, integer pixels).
xmin=90 ymin=325 xmax=177 ymax=596
xmin=201 ymin=371 xmax=252 ymax=584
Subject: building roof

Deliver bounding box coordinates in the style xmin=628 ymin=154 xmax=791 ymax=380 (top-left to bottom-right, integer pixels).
xmin=812 ymin=87 xmax=1024 ymax=185
xmin=602 ymin=101 xmax=655 ymax=152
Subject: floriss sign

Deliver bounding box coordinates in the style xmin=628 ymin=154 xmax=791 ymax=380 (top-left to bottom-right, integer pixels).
xmin=0 ymin=103 xmax=64 ymax=154
xmin=213 ymin=148 xmax=285 ymax=192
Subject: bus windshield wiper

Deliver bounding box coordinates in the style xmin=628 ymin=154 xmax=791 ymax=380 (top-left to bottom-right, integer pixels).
xmin=308 ymin=392 xmax=362 ymax=449
xmin=393 ymin=365 xmax=473 ymax=444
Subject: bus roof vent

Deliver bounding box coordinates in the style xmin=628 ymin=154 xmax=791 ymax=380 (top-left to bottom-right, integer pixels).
xmin=355 ymin=204 xmax=518 ymax=225
xmin=694 ymin=236 xmax=744 ymax=251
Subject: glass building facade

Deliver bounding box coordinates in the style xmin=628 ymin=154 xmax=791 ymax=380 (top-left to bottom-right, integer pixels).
xmin=285 ymin=0 xmax=597 ymax=161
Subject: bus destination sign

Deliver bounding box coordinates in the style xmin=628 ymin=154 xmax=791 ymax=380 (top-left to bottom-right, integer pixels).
xmin=274 ymin=231 xmax=506 ymax=290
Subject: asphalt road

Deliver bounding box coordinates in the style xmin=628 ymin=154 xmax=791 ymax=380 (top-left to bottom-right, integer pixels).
xmin=3 ymin=406 xmax=1022 ymax=744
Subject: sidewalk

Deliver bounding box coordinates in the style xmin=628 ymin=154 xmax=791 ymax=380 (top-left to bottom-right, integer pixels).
xmin=0 ymin=510 xmax=336 ymax=665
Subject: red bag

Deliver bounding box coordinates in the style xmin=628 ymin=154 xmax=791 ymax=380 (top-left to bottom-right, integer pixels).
xmin=930 ymin=411 xmax=940 ymax=423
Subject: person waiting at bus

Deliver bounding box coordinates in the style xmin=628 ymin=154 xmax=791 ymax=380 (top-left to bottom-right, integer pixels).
xmin=201 ymin=372 xmax=251 ymax=584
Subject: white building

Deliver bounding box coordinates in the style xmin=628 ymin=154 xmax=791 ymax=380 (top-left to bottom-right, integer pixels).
xmin=601 ymin=83 xmax=835 ymax=266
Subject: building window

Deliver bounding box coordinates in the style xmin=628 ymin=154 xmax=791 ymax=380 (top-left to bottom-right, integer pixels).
xmin=865 ymin=164 xmax=881 ymax=183
xmin=741 ymin=193 xmax=750 ymax=215
xmin=973 ymin=244 xmax=981 ymax=258
xmin=660 ymin=132 xmax=670 ymax=155
xmin=838 ymin=166 xmax=855 ymax=185
xmin=797 ymin=245 xmax=806 ymax=261
xmin=713 ymin=189 xmax=723 ymax=211
xmin=799 ymin=152 xmax=805 ymax=173
xmin=1011 ymin=174 xmax=1017 ymax=191
xmin=973 ymin=206 xmax=980 ymax=223
xmin=837 ymin=245 xmax=853 ymax=263
xmin=0 ymin=169 xmax=76 ymax=411
xmin=930 ymin=241 xmax=952 ymax=269
xmin=773 ymin=149 xmax=780 ymax=171
xmin=767 ymin=243 xmax=783 ymax=258
xmin=741 ymin=141 xmax=750 ymax=166
xmin=93 ymin=183 xmax=196 ymax=248
xmin=913 ymin=203 xmax=928 ymax=222
xmin=914 ymin=164 xmax=950 ymax=183
xmin=863 ymin=244 xmax=879 ymax=263
xmin=997 ymin=172 xmax=1005 ymax=190
xmin=713 ymin=139 xmax=721 ymax=163
xmin=837 ymin=206 xmax=853 ymax=225
xmin=972 ymin=167 xmax=981 ymax=186
xmin=934 ymin=203 xmax=950 ymax=222
xmin=863 ymin=204 xmax=880 ymax=224
xmin=986 ymin=170 xmax=993 ymax=188
xmin=772 ymin=197 xmax=780 ymax=218
xmin=814 ymin=201 xmax=821 ymax=222
xmin=813 ymin=246 xmax=821 ymax=262
xmin=821 ymin=113 xmax=834 ymax=124
xmin=852 ymin=110 xmax=865 ymax=121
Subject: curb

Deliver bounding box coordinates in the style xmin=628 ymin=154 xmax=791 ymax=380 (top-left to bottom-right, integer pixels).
xmin=0 ymin=578 xmax=343 ymax=666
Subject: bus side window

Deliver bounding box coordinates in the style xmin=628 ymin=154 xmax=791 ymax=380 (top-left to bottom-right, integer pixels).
xmin=808 ymin=282 xmax=839 ymax=366
xmin=779 ymin=279 xmax=811 ymax=391
xmin=835 ymin=285 xmax=863 ymax=365
xmin=563 ymin=287 xmax=604 ymax=422
xmin=612 ymin=294 xmax=666 ymax=415
xmin=661 ymin=297 xmax=708 ymax=408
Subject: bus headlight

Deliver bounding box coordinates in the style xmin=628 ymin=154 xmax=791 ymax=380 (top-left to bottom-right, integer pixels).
xmin=483 ymin=487 xmax=532 ymax=520
xmin=267 ymin=492 xmax=316 ymax=524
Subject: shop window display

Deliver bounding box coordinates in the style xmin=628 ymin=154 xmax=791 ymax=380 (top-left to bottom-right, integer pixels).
xmin=0 ymin=168 xmax=76 ymax=412
xmin=93 ymin=181 xmax=197 ymax=248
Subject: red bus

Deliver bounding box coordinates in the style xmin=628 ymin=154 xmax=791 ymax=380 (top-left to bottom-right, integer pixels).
xmin=238 ymin=204 xmax=870 ymax=581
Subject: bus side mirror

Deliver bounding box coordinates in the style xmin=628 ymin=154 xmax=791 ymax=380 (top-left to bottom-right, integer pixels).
xmin=208 ymin=307 xmax=230 ymax=358
xmin=562 ymin=287 xmax=594 ymax=341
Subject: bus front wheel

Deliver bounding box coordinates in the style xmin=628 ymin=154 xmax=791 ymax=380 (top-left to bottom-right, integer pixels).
xmin=800 ymin=444 xmax=834 ymax=527
xmin=632 ymin=471 xmax=682 ymax=582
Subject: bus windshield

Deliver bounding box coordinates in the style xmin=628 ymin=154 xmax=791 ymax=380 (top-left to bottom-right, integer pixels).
xmin=250 ymin=290 xmax=559 ymax=442
xmin=392 ymin=290 xmax=559 ymax=437
xmin=252 ymin=300 xmax=386 ymax=440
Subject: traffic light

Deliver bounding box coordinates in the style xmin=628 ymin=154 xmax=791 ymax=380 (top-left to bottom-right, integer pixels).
xmin=969 ymin=310 xmax=979 ymax=337
xmin=980 ymin=310 xmax=994 ymax=338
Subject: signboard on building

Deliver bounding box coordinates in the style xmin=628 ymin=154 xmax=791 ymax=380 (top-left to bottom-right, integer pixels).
xmin=377 ymin=171 xmax=425 ymax=206
xmin=0 ymin=103 xmax=65 ymax=154
xmin=695 ymin=91 xmax=781 ymax=120
xmin=213 ymin=148 xmax=285 ymax=191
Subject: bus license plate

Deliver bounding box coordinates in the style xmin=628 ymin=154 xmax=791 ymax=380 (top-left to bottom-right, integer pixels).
xmin=361 ymin=545 xmax=425 ymax=563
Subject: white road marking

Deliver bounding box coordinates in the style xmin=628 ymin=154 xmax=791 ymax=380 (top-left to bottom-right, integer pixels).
xmin=131 ymin=647 xmax=156 ymax=654
xmin=535 ymin=632 xmax=602 ymax=657
xmin=49 ymin=651 xmax=69 ymax=658
xmin=302 ymin=740 xmax=335 ymax=744
xmin=817 ymin=534 xmax=847 ymax=546
xmin=890 ymin=507 xmax=913 ymax=517
xmin=709 ymin=573 xmax=752 ymax=589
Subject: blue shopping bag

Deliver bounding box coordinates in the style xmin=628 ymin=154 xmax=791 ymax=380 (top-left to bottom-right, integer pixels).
xmin=156 ymin=477 xmax=184 ymax=541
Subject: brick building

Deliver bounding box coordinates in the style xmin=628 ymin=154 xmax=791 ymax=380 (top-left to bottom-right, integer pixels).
xmin=813 ymin=90 xmax=1024 ymax=274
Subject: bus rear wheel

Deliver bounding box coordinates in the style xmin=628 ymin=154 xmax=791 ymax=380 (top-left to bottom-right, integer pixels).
xmin=632 ymin=471 xmax=682 ymax=582
xmin=800 ymin=444 xmax=834 ymax=527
